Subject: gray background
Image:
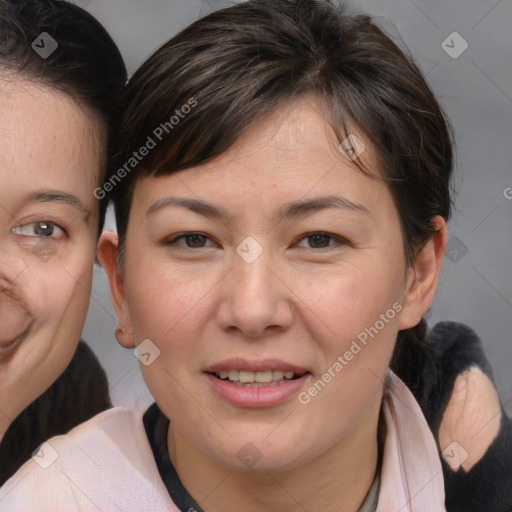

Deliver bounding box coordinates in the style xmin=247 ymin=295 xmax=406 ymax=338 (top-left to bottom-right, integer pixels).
xmin=76 ymin=0 xmax=512 ymax=415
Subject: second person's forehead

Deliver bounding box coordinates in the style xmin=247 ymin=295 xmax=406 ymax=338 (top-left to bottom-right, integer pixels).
xmin=0 ymin=81 xmax=103 ymax=205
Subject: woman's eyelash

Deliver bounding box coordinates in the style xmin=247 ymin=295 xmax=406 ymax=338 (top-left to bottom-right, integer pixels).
xmin=163 ymin=232 xmax=348 ymax=250
xmin=164 ymin=233 xmax=215 ymax=248
xmin=295 ymin=232 xmax=349 ymax=249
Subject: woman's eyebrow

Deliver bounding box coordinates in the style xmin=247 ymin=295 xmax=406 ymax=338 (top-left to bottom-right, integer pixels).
xmin=278 ymin=196 xmax=371 ymax=218
xmin=146 ymin=197 xmax=227 ymax=219
xmin=146 ymin=195 xmax=370 ymax=219
xmin=30 ymin=190 xmax=91 ymax=217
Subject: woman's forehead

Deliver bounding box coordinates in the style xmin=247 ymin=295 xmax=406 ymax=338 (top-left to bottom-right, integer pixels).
xmin=0 ymin=78 xmax=104 ymax=206
xmin=136 ymin=100 xmax=377 ymax=196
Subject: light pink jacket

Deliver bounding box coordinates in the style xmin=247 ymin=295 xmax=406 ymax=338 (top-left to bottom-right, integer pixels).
xmin=0 ymin=371 xmax=445 ymax=511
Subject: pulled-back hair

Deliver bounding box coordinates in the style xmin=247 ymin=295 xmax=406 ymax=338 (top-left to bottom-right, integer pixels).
xmin=0 ymin=0 xmax=127 ymax=232
xmin=108 ymin=0 xmax=454 ymax=380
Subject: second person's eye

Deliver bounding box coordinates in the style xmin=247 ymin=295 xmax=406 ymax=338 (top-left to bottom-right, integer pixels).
xmin=11 ymin=221 xmax=65 ymax=239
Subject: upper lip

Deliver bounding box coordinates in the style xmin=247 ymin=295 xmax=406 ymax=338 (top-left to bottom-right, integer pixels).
xmin=204 ymin=358 xmax=309 ymax=374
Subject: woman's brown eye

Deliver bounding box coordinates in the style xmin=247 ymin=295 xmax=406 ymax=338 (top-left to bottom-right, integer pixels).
xmin=185 ymin=234 xmax=208 ymax=248
xmin=308 ymin=234 xmax=331 ymax=248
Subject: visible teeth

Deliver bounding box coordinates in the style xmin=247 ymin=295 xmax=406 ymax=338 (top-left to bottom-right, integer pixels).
xmin=215 ymin=369 xmax=297 ymax=383
xmin=239 ymin=371 xmax=254 ymax=383
xmin=255 ymin=371 xmax=272 ymax=383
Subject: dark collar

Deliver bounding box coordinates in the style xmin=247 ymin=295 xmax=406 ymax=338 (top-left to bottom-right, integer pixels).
xmin=143 ymin=403 xmax=204 ymax=512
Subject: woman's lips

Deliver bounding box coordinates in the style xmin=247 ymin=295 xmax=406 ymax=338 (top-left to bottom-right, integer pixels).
xmin=206 ymin=372 xmax=310 ymax=408
xmin=204 ymin=359 xmax=311 ymax=408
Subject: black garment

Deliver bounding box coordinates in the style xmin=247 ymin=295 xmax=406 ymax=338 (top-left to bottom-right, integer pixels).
xmin=0 ymin=341 xmax=111 ymax=485
xmin=143 ymin=403 xmax=204 ymax=512
xmin=395 ymin=321 xmax=512 ymax=512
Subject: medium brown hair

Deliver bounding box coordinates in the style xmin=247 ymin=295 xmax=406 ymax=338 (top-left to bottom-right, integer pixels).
xmin=107 ymin=0 xmax=454 ymax=378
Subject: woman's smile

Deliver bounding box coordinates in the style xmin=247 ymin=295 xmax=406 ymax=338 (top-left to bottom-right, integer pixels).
xmin=203 ymin=358 xmax=311 ymax=407
xmin=206 ymin=372 xmax=310 ymax=408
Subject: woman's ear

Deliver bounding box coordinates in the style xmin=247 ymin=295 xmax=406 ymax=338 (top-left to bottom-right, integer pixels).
xmin=97 ymin=231 xmax=135 ymax=349
xmin=398 ymin=215 xmax=447 ymax=330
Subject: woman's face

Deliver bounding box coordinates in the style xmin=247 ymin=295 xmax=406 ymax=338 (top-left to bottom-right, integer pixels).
xmin=0 ymin=79 xmax=102 ymax=436
xmin=102 ymin=99 xmax=440 ymax=471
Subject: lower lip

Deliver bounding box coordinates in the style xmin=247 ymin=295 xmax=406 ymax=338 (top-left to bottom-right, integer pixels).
xmin=206 ymin=373 xmax=310 ymax=408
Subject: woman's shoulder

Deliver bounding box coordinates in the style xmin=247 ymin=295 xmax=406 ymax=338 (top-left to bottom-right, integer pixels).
xmin=0 ymin=406 xmax=178 ymax=511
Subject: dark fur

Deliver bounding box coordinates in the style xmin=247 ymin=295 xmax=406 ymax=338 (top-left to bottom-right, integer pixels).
xmin=0 ymin=341 xmax=111 ymax=485
xmin=393 ymin=321 xmax=512 ymax=511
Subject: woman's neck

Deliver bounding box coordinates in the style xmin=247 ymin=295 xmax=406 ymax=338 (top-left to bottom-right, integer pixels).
xmin=167 ymin=400 xmax=381 ymax=512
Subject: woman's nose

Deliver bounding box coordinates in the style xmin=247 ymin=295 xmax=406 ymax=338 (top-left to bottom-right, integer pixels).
xmin=216 ymin=246 xmax=294 ymax=338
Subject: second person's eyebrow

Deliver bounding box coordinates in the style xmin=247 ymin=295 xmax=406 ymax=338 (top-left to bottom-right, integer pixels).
xmin=146 ymin=195 xmax=370 ymax=219
xmin=31 ymin=190 xmax=91 ymax=217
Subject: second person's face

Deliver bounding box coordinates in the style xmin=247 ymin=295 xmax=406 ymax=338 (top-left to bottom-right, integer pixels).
xmin=0 ymin=78 xmax=102 ymax=437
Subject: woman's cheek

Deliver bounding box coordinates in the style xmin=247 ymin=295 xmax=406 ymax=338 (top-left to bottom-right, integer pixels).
xmin=126 ymin=270 xmax=198 ymax=341
xmin=306 ymin=274 xmax=400 ymax=361
xmin=35 ymin=268 xmax=89 ymax=335
xmin=136 ymin=266 xmax=213 ymax=375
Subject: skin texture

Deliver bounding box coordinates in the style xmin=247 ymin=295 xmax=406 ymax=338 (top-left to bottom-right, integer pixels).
xmin=99 ymin=99 xmax=446 ymax=512
xmin=0 ymin=78 xmax=102 ymax=440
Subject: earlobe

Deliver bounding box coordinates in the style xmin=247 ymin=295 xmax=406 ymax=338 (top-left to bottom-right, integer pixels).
xmin=97 ymin=232 xmax=135 ymax=349
xmin=114 ymin=325 xmax=135 ymax=349
xmin=398 ymin=216 xmax=447 ymax=330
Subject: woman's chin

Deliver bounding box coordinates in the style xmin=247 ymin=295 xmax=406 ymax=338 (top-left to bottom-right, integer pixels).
xmin=203 ymin=434 xmax=310 ymax=473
